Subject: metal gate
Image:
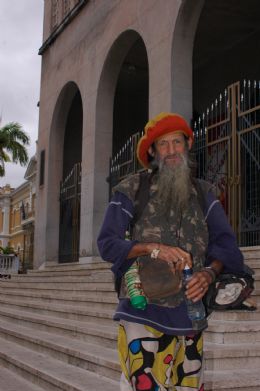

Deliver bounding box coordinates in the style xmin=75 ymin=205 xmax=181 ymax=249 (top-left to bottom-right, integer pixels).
xmin=59 ymin=162 xmax=81 ymax=262
xmin=108 ymin=80 xmax=260 ymax=247
xmin=194 ymin=80 xmax=260 ymax=246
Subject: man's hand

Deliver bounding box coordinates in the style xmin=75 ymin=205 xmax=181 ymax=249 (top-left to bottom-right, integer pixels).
xmin=127 ymin=242 xmax=192 ymax=271
xmin=185 ymin=270 xmax=213 ymax=302
xmin=155 ymin=243 xmax=192 ymax=272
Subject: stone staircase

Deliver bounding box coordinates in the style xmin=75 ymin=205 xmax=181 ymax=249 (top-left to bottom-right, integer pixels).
xmin=0 ymin=249 xmax=259 ymax=391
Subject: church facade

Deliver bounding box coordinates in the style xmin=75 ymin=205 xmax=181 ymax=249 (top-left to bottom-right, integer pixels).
xmin=34 ymin=0 xmax=260 ymax=268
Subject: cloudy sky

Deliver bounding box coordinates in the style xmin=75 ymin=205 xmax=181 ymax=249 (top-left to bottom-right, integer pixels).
xmin=0 ymin=0 xmax=44 ymax=188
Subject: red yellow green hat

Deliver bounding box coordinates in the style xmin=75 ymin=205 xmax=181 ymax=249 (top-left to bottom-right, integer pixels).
xmin=137 ymin=112 xmax=194 ymax=168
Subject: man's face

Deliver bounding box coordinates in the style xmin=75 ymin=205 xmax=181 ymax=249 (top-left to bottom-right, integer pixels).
xmin=151 ymin=132 xmax=192 ymax=167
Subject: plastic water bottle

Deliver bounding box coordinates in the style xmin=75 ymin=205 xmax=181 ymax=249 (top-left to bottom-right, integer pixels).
xmin=183 ymin=265 xmax=206 ymax=322
xmin=125 ymin=261 xmax=147 ymax=310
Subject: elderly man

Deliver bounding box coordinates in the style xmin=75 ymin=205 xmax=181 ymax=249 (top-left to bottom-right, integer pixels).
xmin=97 ymin=113 xmax=244 ymax=391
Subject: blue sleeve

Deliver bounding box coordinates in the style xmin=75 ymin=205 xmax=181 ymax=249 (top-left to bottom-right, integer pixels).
xmin=97 ymin=192 xmax=139 ymax=277
xmin=205 ymin=192 xmax=244 ymax=273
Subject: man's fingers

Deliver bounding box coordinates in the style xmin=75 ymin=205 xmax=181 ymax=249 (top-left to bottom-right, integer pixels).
xmin=185 ymin=272 xmax=209 ymax=300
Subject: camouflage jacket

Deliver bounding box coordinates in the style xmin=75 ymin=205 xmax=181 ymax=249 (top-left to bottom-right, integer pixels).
xmin=114 ymin=172 xmax=211 ymax=307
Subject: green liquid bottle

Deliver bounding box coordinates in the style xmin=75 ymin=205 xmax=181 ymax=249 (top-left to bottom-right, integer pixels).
xmin=125 ymin=261 xmax=147 ymax=310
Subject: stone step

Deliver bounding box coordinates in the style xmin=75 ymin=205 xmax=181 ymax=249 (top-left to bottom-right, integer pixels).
xmin=0 ymin=280 xmax=114 ymax=290
xmin=0 ymin=306 xmax=118 ymax=348
xmin=205 ymin=319 xmax=260 ymax=344
xmin=0 ymin=315 xmax=259 ymax=391
xmin=44 ymin=258 xmax=106 ymax=269
xmin=204 ymin=368 xmax=260 ymax=391
xmin=26 ymin=268 xmax=110 ymax=277
xmin=0 ymin=337 xmax=119 ymax=391
xmin=0 ymin=366 xmax=46 ymax=391
xmin=29 ymin=261 xmax=111 ymax=274
xmin=0 ymin=281 xmax=116 ymax=300
xmin=10 ymin=272 xmax=113 ymax=283
xmin=241 ymin=246 xmax=260 ymax=259
xmin=0 ymin=297 xmax=114 ymax=325
xmin=246 ymin=259 xmax=260 ymax=269
xmin=208 ymin=308 xmax=260 ymax=322
xmin=252 ymin=288 xmax=260 ymax=299
xmin=0 ymin=288 xmax=118 ymax=309
xmin=0 ymin=319 xmax=120 ymax=381
xmin=204 ymin=342 xmax=260 ymax=370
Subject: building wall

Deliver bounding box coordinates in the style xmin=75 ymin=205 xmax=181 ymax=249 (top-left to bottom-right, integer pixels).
xmin=35 ymin=0 xmax=207 ymax=267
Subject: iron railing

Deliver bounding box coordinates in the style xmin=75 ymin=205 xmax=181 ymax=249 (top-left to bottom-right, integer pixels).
xmin=193 ymin=79 xmax=260 ymax=246
xmin=108 ymin=132 xmax=144 ymax=198
xmin=108 ymin=80 xmax=260 ymax=247
xmin=59 ymin=162 xmax=81 ymax=262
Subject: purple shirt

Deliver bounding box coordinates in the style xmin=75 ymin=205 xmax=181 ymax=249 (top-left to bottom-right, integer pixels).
xmin=97 ymin=191 xmax=244 ymax=335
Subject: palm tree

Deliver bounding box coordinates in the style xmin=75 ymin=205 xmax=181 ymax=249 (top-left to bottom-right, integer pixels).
xmin=0 ymin=122 xmax=30 ymax=176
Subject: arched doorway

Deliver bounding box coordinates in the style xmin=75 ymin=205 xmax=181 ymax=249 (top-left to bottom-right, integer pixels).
xmin=92 ymin=30 xmax=148 ymax=253
xmin=192 ymin=0 xmax=260 ymax=246
xmin=47 ymin=82 xmax=83 ymax=263
xmin=59 ymin=91 xmax=83 ymax=262
xmin=113 ymin=38 xmax=149 ymax=154
xmin=95 ymin=30 xmax=149 ymax=201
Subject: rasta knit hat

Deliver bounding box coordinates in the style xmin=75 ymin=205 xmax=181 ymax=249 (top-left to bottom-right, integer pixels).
xmin=137 ymin=112 xmax=194 ymax=168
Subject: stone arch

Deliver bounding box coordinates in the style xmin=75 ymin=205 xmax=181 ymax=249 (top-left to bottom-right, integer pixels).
xmin=93 ymin=29 xmax=149 ymax=251
xmin=96 ymin=29 xmax=149 ymax=171
xmin=171 ymin=0 xmax=204 ymax=122
xmin=46 ymin=81 xmax=83 ymax=262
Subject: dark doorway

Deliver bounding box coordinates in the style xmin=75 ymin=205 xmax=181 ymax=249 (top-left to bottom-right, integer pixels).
xmin=193 ymin=1 xmax=260 ymax=246
xmin=193 ymin=0 xmax=260 ymax=116
xmin=59 ymin=91 xmax=83 ymax=263
xmin=113 ymin=38 xmax=149 ymax=155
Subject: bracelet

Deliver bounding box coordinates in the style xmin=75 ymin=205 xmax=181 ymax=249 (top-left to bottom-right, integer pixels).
xmin=151 ymin=248 xmax=160 ymax=259
xmin=202 ymin=266 xmax=217 ymax=283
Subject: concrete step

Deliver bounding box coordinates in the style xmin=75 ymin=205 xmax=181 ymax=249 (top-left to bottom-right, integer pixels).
xmin=0 ymin=337 xmax=119 ymax=391
xmin=252 ymin=288 xmax=260 ymax=299
xmin=241 ymin=246 xmax=260 ymax=259
xmin=0 ymin=288 xmax=118 ymax=309
xmin=0 ymin=320 xmax=120 ymax=381
xmin=0 ymin=297 xmax=114 ymax=325
xmin=28 ymin=261 xmax=111 ymax=275
xmin=0 ymin=283 xmax=117 ymax=302
xmin=208 ymin=308 xmax=260 ymax=322
xmin=204 ymin=368 xmax=260 ymax=391
xmin=43 ymin=258 xmax=108 ymax=270
xmin=0 ymin=280 xmax=114 ymax=290
xmin=0 ymin=306 xmax=118 ymax=348
xmin=0 ymin=366 xmax=46 ymax=391
xmin=10 ymin=272 xmax=113 ymax=283
xmin=205 ymin=319 xmax=260 ymax=343
xmin=4 ymin=314 xmax=260 ymax=378
xmin=204 ymin=342 xmax=260 ymax=370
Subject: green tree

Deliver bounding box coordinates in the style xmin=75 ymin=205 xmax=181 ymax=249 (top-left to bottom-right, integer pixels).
xmin=0 ymin=122 xmax=30 ymax=176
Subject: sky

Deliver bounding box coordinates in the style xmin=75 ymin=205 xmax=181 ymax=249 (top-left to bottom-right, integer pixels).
xmin=0 ymin=0 xmax=44 ymax=188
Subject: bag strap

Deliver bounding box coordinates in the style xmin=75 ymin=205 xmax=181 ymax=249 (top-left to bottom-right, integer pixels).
xmin=191 ymin=178 xmax=207 ymax=215
xmin=129 ymin=170 xmax=157 ymax=234
xmin=115 ymin=170 xmax=155 ymax=297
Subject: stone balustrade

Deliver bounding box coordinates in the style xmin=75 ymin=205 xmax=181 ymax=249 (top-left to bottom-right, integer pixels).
xmin=0 ymin=255 xmax=19 ymax=275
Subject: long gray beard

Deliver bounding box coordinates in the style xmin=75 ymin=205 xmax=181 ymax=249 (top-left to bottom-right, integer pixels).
xmin=156 ymin=154 xmax=191 ymax=215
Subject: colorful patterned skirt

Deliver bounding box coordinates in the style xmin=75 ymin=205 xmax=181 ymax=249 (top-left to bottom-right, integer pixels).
xmin=118 ymin=320 xmax=204 ymax=391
